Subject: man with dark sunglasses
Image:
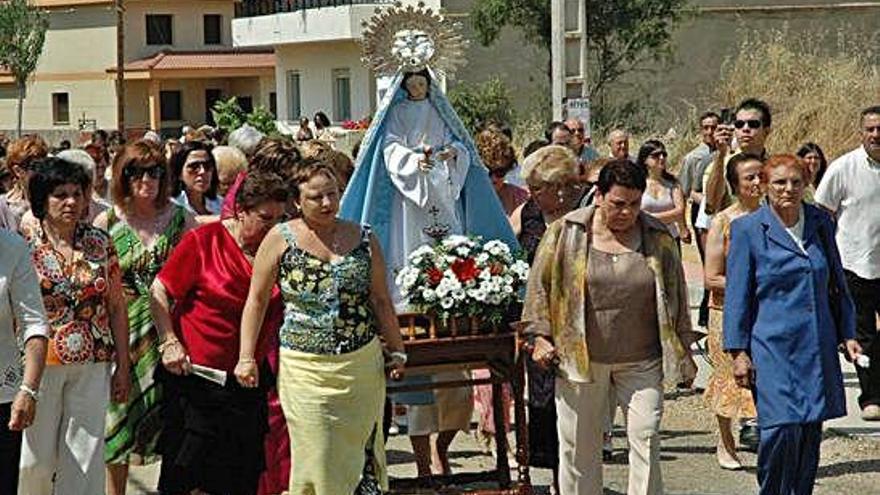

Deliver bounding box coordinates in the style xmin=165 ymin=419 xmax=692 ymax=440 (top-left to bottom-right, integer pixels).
xmin=565 ymin=117 xmax=600 ymax=165
xmin=704 ymin=98 xmax=772 ymax=215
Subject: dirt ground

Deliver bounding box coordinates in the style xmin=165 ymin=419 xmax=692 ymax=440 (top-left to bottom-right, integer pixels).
xmin=384 ymin=389 xmax=880 ymax=495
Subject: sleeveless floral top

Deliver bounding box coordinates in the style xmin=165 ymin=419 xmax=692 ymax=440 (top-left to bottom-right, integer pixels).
xmin=277 ymin=223 xmax=378 ymax=355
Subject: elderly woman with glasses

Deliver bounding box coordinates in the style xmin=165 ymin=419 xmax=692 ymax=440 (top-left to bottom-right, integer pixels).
xmin=724 ymin=154 xmax=862 ymax=495
xmin=476 ymin=128 xmax=529 ymax=216
xmin=150 ymin=172 xmax=290 ymax=495
xmin=170 ymin=140 xmax=222 ymax=216
xmin=95 ymin=141 xmax=197 ymax=495
xmin=18 ymin=157 xmax=130 ymax=494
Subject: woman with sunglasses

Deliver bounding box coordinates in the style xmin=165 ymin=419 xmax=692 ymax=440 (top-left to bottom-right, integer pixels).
xmin=170 ymin=140 xmax=223 ymax=216
xmin=95 ymin=140 xmax=197 ymax=495
xmin=637 ymin=140 xmax=691 ymax=245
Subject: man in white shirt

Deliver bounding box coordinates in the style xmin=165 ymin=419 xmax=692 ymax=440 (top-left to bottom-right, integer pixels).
xmin=815 ymin=105 xmax=880 ymax=421
xmin=0 ymin=229 xmax=49 ymax=492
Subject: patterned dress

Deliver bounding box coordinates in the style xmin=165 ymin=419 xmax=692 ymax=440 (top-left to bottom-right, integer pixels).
xmin=105 ymin=206 xmax=187 ymax=464
xmin=703 ymin=209 xmax=757 ymax=419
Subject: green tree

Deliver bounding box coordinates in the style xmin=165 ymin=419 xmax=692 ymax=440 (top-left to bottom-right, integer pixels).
xmin=447 ymin=77 xmax=514 ymax=135
xmin=0 ymin=0 xmax=48 ymax=137
xmin=471 ymin=0 xmax=688 ymax=122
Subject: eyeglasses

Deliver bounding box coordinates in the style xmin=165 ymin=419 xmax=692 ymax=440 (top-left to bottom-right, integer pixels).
xmin=733 ymin=119 xmax=763 ymax=130
xmin=185 ymin=160 xmax=214 ymax=173
xmin=567 ymin=127 xmax=586 ymax=134
xmin=649 ymin=151 xmax=668 ymax=159
xmin=123 ymin=165 xmax=164 ymax=181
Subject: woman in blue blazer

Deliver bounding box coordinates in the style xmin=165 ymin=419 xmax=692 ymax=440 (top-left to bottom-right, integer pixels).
xmin=723 ymin=154 xmax=863 ymax=495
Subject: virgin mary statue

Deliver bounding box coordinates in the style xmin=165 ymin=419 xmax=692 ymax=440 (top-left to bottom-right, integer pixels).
xmin=340 ymin=67 xmax=517 ymax=306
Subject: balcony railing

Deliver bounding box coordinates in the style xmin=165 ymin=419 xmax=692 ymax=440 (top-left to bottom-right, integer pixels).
xmin=235 ymin=0 xmax=391 ymax=18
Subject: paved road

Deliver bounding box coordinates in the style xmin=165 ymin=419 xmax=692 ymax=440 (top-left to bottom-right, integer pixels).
xmin=128 ymin=243 xmax=880 ymax=494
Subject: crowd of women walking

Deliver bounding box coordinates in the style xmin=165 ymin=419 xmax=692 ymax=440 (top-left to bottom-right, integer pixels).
xmin=0 ymin=97 xmax=877 ymax=495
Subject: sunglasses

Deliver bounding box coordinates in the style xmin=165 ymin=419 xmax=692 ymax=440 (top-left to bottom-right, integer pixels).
xmin=649 ymin=150 xmax=668 ymax=159
xmin=123 ymin=164 xmax=164 ymax=181
xmin=185 ymin=160 xmax=214 ymax=173
xmin=733 ymin=119 xmax=763 ymax=130
xmin=568 ymin=127 xmax=586 ymax=134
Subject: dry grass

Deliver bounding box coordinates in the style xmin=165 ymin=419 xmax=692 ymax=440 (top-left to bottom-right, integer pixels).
xmin=712 ymin=26 xmax=880 ymax=161
xmin=591 ymin=27 xmax=880 ymax=172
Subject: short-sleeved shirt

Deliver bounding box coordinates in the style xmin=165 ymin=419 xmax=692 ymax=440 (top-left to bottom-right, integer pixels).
xmin=0 ymin=230 xmax=49 ymax=403
xmin=157 ymin=221 xmax=281 ymax=372
xmin=814 ymin=145 xmax=880 ymax=280
xmin=678 ymin=143 xmax=714 ymax=196
xmin=24 ymin=222 xmax=120 ymax=366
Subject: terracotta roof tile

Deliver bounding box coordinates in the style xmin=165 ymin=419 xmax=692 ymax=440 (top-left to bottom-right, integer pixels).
xmin=120 ymin=50 xmax=275 ymax=72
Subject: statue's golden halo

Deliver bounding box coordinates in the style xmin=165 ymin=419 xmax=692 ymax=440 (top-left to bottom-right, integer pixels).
xmin=360 ymin=1 xmax=468 ymax=77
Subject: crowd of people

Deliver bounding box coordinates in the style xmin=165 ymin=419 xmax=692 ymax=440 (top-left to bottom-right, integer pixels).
xmin=0 ymin=95 xmax=877 ymax=495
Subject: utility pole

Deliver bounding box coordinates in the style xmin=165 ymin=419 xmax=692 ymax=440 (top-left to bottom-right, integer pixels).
xmin=115 ymin=0 xmax=125 ymax=133
xmin=551 ymin=0 xmax=589 ymax=121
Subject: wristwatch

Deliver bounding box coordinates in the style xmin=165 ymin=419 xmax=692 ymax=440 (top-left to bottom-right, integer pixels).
xmin=390 ymin=351 xmax=408 ymax=365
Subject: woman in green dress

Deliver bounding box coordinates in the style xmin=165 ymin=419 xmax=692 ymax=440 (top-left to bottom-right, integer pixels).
xmin=95 ymin=140 xmax=197 ymax=495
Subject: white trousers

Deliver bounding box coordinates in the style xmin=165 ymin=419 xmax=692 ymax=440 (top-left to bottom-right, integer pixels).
xmin=18 ymin=363 xmax=110 ymax=495
xmin=556 ymin=358 xmax=663 ymax=495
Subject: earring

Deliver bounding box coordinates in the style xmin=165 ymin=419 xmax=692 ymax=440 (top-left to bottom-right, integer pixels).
xmin=557 ymin=188 xmax=565 ymax=204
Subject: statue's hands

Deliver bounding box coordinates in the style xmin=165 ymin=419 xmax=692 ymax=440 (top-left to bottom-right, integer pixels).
xmin=418 ymin=154 xmax=435 ymax=172
xmin=434 ymin=146 xmax=457 ymax=162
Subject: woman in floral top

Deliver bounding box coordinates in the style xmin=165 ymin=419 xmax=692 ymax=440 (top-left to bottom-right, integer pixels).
xmin=236 ymin=160 xmax=406 ymax=495
xmin=18 ymin=157 xmax=130 ymax=494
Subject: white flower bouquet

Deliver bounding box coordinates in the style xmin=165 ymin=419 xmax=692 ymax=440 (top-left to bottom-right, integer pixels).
xmin=395 ymin=235 xmax=530 ymax=325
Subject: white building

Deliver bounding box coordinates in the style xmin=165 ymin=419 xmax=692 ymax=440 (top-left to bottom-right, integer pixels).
xmin=232 ymin=0 xmax=442 ymax=127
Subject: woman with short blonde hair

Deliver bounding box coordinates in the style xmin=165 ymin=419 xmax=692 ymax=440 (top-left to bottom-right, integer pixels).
xmin=212 ymin=145 xmax=248 ymax=197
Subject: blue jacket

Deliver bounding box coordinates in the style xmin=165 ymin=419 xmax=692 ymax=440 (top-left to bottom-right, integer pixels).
xmin=723 ymin=203 xmax=855 ymax=428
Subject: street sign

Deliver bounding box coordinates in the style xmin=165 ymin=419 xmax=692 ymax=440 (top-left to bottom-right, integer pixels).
xmin=564 ymin=97 xmax=591 ymax=137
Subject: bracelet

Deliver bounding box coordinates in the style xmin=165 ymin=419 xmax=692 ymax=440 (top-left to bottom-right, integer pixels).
xmin=19 ymin=383 xmax=39 ymax=402
xmin=238 ymin=357 xmax=257 ymax=364
xmin=158 ymin=339 xmax=180 ymax=353
xmin=389 ymin=351 xmax=408 ymax=365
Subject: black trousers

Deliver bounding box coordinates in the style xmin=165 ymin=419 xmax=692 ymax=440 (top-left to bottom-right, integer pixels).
xmin=844 ymin=270 xmax=880 ymax=408
xmin=0 ymin=402 xmax=23 ymax=494
xmin=691 ymin=199 xmax=709 ymax=326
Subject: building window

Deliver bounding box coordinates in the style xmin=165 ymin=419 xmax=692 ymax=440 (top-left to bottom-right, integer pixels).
xmin=146 ymin=14 xmax=173 ymax=46
xmin=269 ymin=92 xmax=277 ymax=118
xmin=332 ymin=68 xmax=351 ymax=122
xmin=238 ymin=96 xmax=254 ymax=114
xmin=205 ymin=89 xmax=222 ymax=125
xmin=52 ymin=93 xmax=70 ymax=125
xmin=203 ymin=15 xmax=222 ymax=45
xmin=160 ymin=90 xmax=182 ymax=121
xmin=286 ymin=71 xmax=301 ymax=120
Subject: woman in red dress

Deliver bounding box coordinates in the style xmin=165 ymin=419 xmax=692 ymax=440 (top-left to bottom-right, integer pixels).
xmin=149 ymin=172 xmax=289 ymax=495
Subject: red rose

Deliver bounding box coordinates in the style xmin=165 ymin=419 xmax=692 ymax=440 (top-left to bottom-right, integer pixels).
xmin=451 ymin=258 xmax=479 ymax=283
xmin=427 ymin=267 xmax=444 ymax=285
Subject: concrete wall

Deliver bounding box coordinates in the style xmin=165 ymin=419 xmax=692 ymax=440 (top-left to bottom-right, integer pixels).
xmin=124 ymin=0 xmax=237 ymax=61
xmin=274 ymin=41 xmax=372 ymax=123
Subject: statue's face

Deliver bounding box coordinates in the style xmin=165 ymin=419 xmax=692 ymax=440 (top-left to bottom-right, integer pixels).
xmin=404 ymin=74 xmax=429 ymax=101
